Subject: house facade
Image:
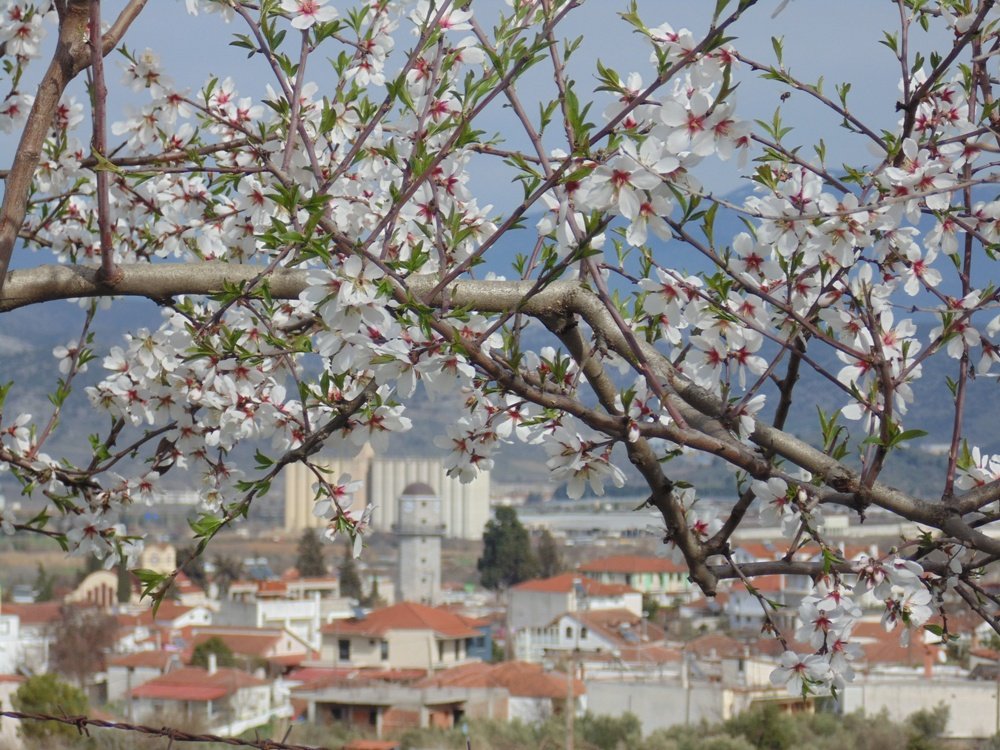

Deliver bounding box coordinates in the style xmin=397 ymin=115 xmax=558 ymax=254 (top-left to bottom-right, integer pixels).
xmin=577 ymin=555 xmax=691 ymax=603
xmin=129 ymin=662 xmax=288 ymax=735
xmin=508 ymin=573 xmax=642 ymax=632
xmin=319 ymin=602 xmax=479 ymax=671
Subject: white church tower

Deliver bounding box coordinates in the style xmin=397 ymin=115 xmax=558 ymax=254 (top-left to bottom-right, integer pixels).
xmin=395 ymin=482 xmax=443 ymax=605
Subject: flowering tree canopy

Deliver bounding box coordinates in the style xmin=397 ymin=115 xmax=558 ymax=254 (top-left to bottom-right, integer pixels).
xmin=2 ymin=0 xmax=1000 ymax=699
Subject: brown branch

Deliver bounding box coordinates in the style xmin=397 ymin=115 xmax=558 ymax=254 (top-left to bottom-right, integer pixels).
xmin=0 ymin=0 xmax=148 ymax=293
xmin=6 ymin=263 xmax=1000 ymax=560
xmin=89 ymin=0 xmax=119 ymax=284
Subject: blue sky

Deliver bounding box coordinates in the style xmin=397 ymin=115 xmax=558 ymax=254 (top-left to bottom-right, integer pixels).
xmin=7 ymin=2 xmax=945 ymax=187
xmin=113 ymin=0 xmax=941 ymax=203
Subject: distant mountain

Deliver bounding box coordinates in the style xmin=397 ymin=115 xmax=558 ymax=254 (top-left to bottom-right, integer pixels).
xmin=5 ymin=182 xmax=999 ymax=501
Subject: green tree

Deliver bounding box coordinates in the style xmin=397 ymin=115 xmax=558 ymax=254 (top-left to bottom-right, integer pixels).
xmin=723 ymin=704 xmax=797 ymax=750
xmin=338 ymin=544 xmax=363 ymax=601
xmin=578 ymin=711 xmax=642 ymax=750
xmin=295 ymin=527 xmax=327 ymax=577
xmin=361 ymin=575 xmax=385 ymax=608
xmin=211 ymin=554 xmax=244 ymax=598
xmin=535 ymin=528 xmax=564 ymax=578
xmin=906 ymin=705 xmax=949 ymax=750
xmin=191 ymin=636 xmax=237 ymax=670
xmin=12 ymin=673 xmax=88 ymax=746
xmin=477 ymin=506 xmax=539 ymax=591
xmin=32 ymin=563 xmax=53 ymax=602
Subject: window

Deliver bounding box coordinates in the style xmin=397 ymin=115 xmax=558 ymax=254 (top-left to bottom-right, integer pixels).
xmin=454 ymin=640 xmax=460 ymax=658
xmin=565 ymin=626 xmax=573 ymax=639
xmin=380 ymin=640 xmax=389 ymax=660
xmin=581 ymin=627 xmax=588 ymax=640
xmin=338 ymin=639 xmax=350 ymax=661
xmin=438 ymin=641 xmax=445 ymax=661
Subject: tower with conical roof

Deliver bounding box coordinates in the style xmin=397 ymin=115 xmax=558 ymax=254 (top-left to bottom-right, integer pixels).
xmin=395 ymin=482 xmax=443 ymax=605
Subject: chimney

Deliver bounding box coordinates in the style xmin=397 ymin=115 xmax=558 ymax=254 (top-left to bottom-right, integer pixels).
xmin=208 ymin=652 xmax=218 ymax=676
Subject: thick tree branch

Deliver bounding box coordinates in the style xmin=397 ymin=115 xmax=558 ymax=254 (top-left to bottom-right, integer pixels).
xmin=0 ymin=0 xmax=148 ymax=293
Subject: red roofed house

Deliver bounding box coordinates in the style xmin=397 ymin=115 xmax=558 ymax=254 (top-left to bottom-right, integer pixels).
xmin=107 ymin=650 xmax=181 ymax=702
xmin=0 ymin=602 xmax=63 ymax=673
xmin=578 ymin=555 xmax=692 ymax=603
xmin=291 ymin=661 xmax=581 ymax=736
xmin=509 ymin=574 xmax=642 ymax=661
xmin=178 ymin=625 xmax=313 ymax=672
xmin=525 ymin=608 xmax=672 ymax=670
xmin=418 ymin=661 xmax=586 ymax=722
xmin=319 ymin=602 xmax=479 ymax=670
xmin=129 ymin=657 xmax=290 ymax=735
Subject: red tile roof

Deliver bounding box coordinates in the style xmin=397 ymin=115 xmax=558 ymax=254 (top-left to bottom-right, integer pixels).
xmin=579 ymin=555 xmax=686 ymax=575
xmin=851 ymin=619 xmax=935 ymax=667
xmin=320 ymin=602 xmax=479 ymax=638
xmin=559 ymin=608 xmax=667 ymax=647
xmin=971 ymin=647 xmax=1000 ymax=662
xmin=417 ymin=661 xmax=584 ymax=699
xmin=130 ymin=666 xmax=266 ymax=701
xmin=184 ymin=627 xmax=285 ymax=658
xmin=108 ymin=651 xmax=176 ymax=670
xmin=151 ymin=602 xmax=196 ymax=623
xmin=512 ymin=573 xmax=637 ymax=596
xmin=0 ymin=602 xmax=63 ymax=625
xmin=256 ymin=580 xmax=288 ymax=596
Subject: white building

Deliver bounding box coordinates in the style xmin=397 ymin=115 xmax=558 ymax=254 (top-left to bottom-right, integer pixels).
xmin=395 ymin=482 xmax=443 ymax=605
xmin=283 ymin=444 xmax=491 ymax=539
xmin=508 ymin=573 xmax=642 ymax=632
xmin=129 ymin=660 xmax=289 ymax=736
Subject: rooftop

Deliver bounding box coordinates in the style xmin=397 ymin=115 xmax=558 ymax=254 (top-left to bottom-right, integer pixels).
xmin=559 ymin=608 xmax=668 ymax=647
xmin=417 ymin=661 xmax=584 ymax=699
xmin=320 ymin=601 xmax=479 ymax=639
xmin=130 ymin=666 xmax=267 ymax=702
xmin=512 ymin=573 xmax=637 ymax=596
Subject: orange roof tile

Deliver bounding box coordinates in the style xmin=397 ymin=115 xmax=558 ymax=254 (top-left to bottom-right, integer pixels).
xmin=417 ymin=661 xmax=584 ymax=699
xmin=560 ymin=608 xmax=667 ymax=647
xmin=971 ymin=647 xmax=1000 ymax=661
xmin=1 ymin=602 xmax=63 ymax=625
xmin=130 ymin=666 xmax=266 ymax=701
xmin=185 ymin=627 xmax=285 ymax=658
xmin=579 ymin=555 xmax=687 ymax=575
xmin=108 ymin=651 xmax=176 ymax=670
xmin=512 ymin=573 xmax=637 ymax=596
xmin=320 ymin=602 xmax=479 ymax=639
xmin=151 ymin=602 xmax=195 ymax=622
